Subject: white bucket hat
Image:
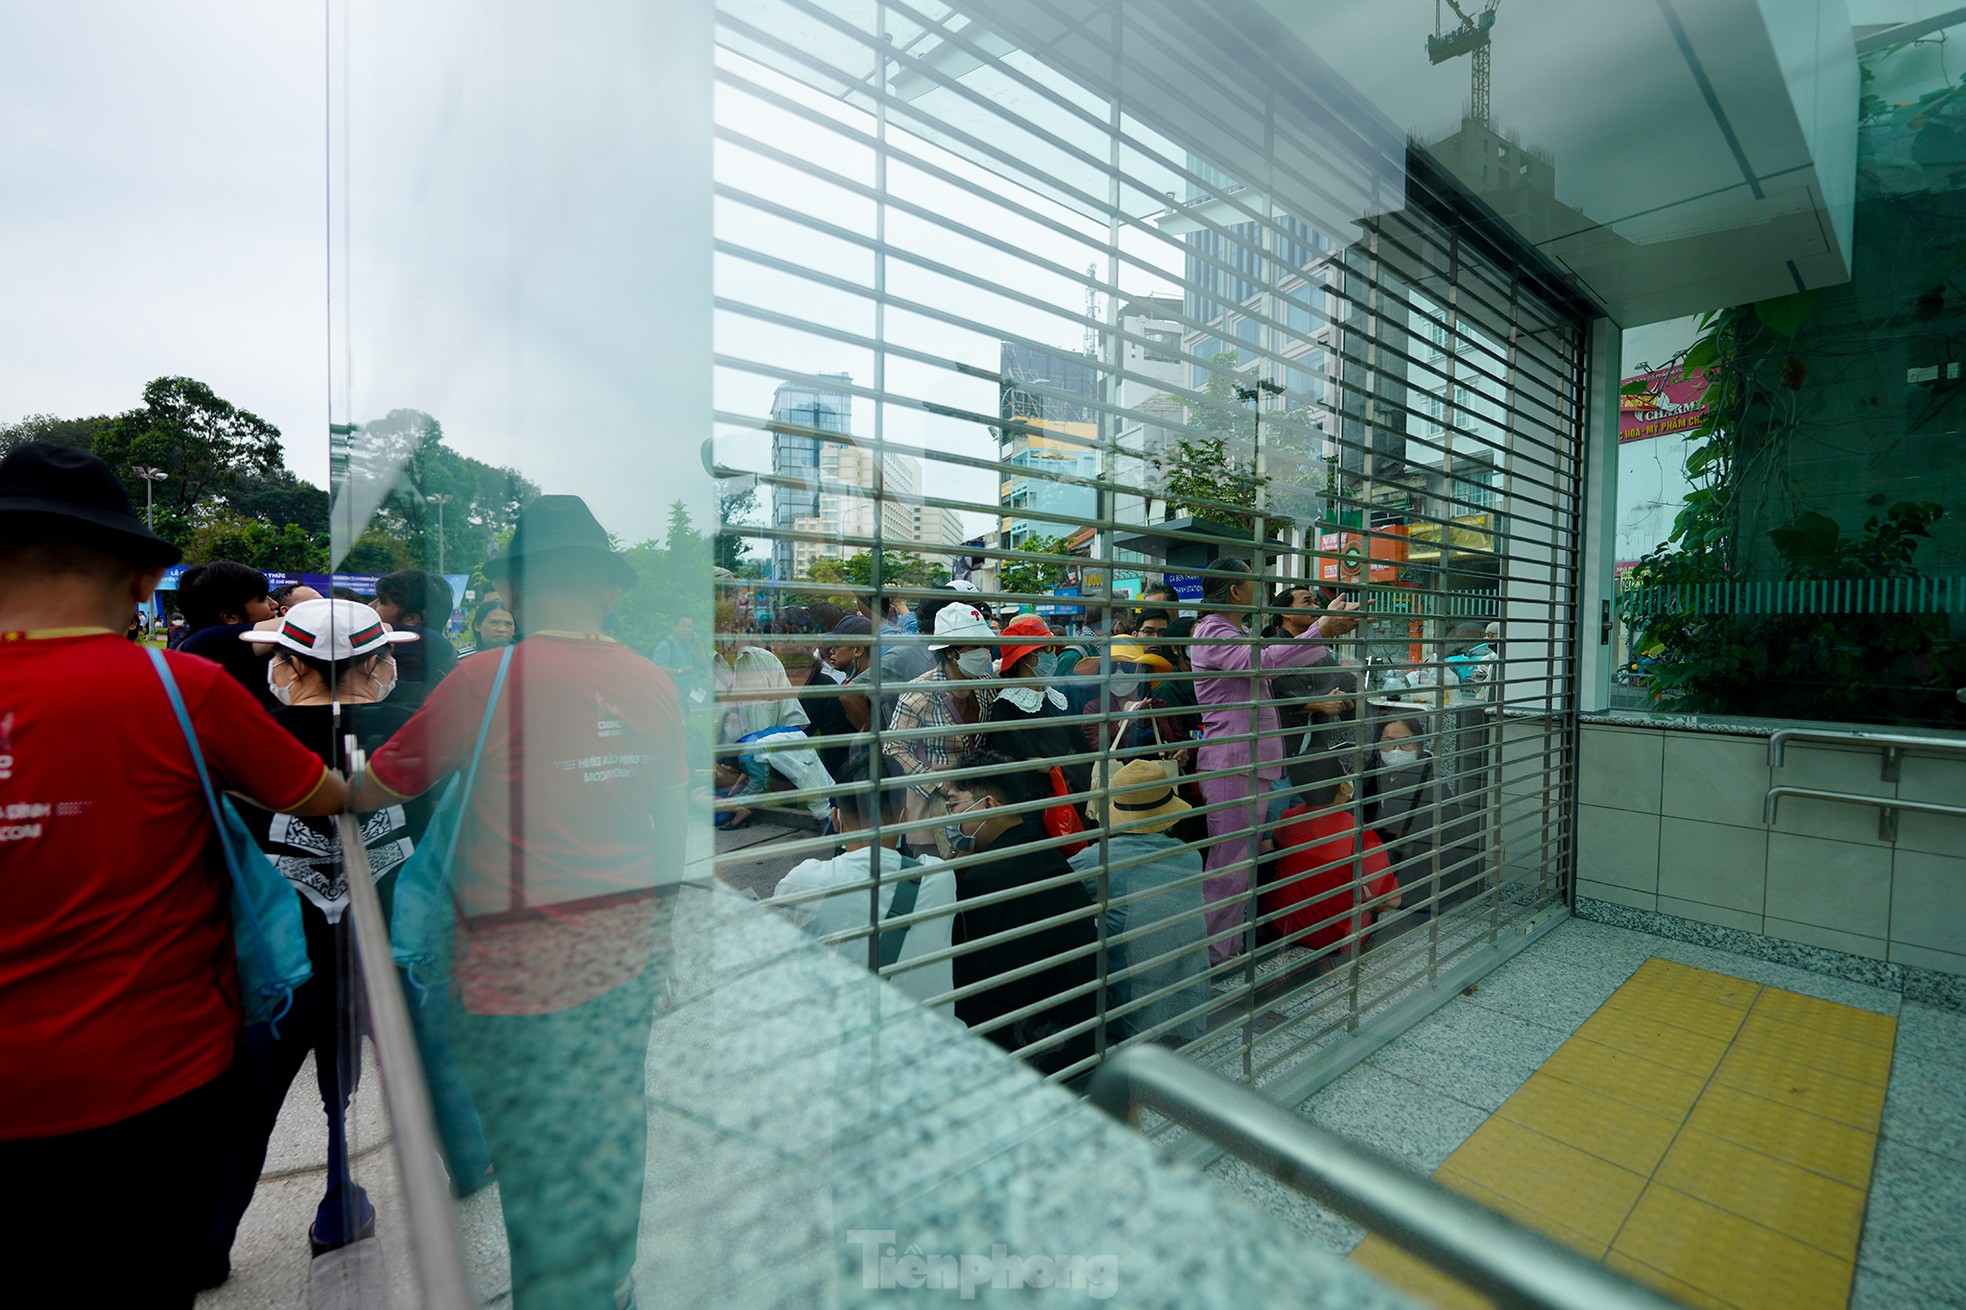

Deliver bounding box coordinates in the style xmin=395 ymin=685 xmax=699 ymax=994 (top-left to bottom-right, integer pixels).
xmin=928 ymin=601 xmax=993 ymax=650
xmin=240 ymin=597 xmax=420 ymax=661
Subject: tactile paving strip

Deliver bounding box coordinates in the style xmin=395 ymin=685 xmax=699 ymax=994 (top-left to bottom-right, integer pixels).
xmin=1349 ymin=958 xmax=1895 ymax=1310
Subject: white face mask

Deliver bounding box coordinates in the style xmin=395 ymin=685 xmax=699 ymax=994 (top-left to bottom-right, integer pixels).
xmin=267 ymin=658 xmax=298 ymax=706
xmin=1379 ymin=746 xmax=1420 ymax=769
xmin=953 ymin=647 xmax=992 ymax=679
xmin=368 ymin=654 xmax=398 ymax=701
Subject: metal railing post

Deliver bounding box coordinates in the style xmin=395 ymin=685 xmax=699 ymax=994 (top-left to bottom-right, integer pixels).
xmin=337 ymin=747 xmax=472 ymax=1310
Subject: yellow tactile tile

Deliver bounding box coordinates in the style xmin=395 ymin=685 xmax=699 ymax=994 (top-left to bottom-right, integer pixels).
xmin=1494 ymin=1074 xmax=1680 ymax=1176
xmin=1752 ymin=987 xmax=1897 ymax=1048
xmin=1652 ymin=1129 xmax=1869 ymax=1261
xmin=1537 ymin=1037 xmax=1709 ymax=1121
xmin=1439 ymin=1118 xmax=1647 ymax=1248
xmin=1603 ymin=1251 xmax=1736 ymax=1310
xmin=1684 ymin=1082 xmax=1878 ymax=1189
xmin=1435 ymin=1167 xmax=1608 ymax=1260
xmin=1627 ymin=958 xmax=1760 ymax=1008
xmin=1713 ymin=1043 xmax=1889 ymax=1132
xmin=1600 ymin=981 xmax=1752 ymax=1042
xmin=1574 ymin=1004 xmax=1733 ymax=1077
xmin=1613 ymin=1185 xmax=1855 ymax=1310
xmin=1350 ymin=1235 xmax=1492 ymax=1310
xmin=1346 ymin=958 xmax=1892 ymax=1310
xmin=1733 ymin=1011 xmax=1895 ymax=1086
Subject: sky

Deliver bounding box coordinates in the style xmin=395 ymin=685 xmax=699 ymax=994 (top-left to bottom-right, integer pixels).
xmin=1 ymin=0 xmax=1665 ymax=556
xmin=0 ymin=2 xmax=1150 ymax=552
xmin=0 ymin=4 xmax=330 ymax=484
xmin=0 ymin=2 xmax=1154 ymax=550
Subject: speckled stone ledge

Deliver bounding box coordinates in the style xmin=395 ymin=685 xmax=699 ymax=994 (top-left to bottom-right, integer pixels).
xmin=625 ymin=883 xmax=1422 ymax=1309
xmin=1578 ymin=708 xmax=1966 ymax=742
xmin=1576 ymin=896 xmax=1966 ymax=1013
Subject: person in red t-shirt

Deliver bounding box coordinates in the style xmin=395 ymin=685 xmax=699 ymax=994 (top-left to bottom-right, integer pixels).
xmin=0 ymin=444 xmax=347 ymax=1310
xmin=358 ymin=495 xmax=687 ymax=1310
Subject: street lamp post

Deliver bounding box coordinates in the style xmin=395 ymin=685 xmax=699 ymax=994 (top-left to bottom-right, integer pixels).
xmin=1233 ymin=379 xmax=1286 ymax=599
xmin=133 ymin=467 xmax=168 ymax=530
xmin=428 ymin=494 xmax=454 ymax=575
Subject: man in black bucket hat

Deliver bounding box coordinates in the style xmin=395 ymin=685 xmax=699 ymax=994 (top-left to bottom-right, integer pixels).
xmin=0 ymin=444 xmax=348 ymax=1307
xmin=359 ymin=493 xmax=687 ymax=1310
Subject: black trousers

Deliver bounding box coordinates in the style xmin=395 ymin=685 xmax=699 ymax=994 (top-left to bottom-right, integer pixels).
xmin=206 ymin=904 xmax=370 ymax=1279
xmin=0 ymin=1064 xmax=242 ymax=1310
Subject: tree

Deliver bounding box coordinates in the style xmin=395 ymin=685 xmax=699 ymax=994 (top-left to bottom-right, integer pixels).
xmin=713 ymin=482 xmax=760 ymax=572
xmin=664 ymin=500 xmax=703 ymax=553
xmin=331 ymin=408 xmax=540 ymax=574
xmin=231 ymin=468 xmax=330 ymax=529
xmin=608 ymin=503 xmax=714 ymax=656
xmin=92 ymin=377 xmax=284 ymax=529
xmin=998 ymin=534 xmax=1070 ymax=599
xmin=1155 ymin=352 xmax=1305 ymax=536
xmin=181 ymin=511 xmax=330 ymax=573
xmin=0 ymin=412 xmax=109 ymax=460
xmin=801 ymin=551 xmax=947 ymax=596
xmin=336 ymin=531 xmax=414 ymax=576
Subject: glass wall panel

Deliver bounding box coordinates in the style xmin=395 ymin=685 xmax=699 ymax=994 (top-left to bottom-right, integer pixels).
xmin=318 ymin=0 xmax=1590 ymax=1302
xmin=328 ymin=1 xmax=712 ymax=1304
xmin=1618 ymin=22 xmax=1966 ymax=730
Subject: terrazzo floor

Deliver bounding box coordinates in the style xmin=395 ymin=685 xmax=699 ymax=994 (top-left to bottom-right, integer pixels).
xmin=1209 ymin=916 xmax=1966 ymax=1309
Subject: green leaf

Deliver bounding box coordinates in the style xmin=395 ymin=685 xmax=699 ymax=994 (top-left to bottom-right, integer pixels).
xmin=1619 ymin=379 xmax=1651 ymax=396
xmin=1918 ymin=241 xmax=1966 ymax=294
xmin=1683 ymin=335 xmax=1720 ymax=374
xmin=1767 ymin=511 xmax=1841 ymax=570
xmin=1752 ymin=290 xmax=1818 ymax=338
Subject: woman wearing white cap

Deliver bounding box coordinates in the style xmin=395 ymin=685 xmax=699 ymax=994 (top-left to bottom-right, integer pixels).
xmin=206 ymin=599 xmax=427 ymax=1280
xmin=882 ymin=601 xmax=998 ymax=854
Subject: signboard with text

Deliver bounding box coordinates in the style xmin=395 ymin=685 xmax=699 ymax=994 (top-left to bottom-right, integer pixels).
xmin=1163 ymin=573 xmax=1205 ymax=603
xmin=1038 ymin=586 xmax=1082 ymax=616
xmin=1620 ymin=366 xmax=1710 ymax=443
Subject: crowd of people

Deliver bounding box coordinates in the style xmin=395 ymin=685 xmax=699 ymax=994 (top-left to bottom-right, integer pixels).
xmin=1 ymin=445 xmax=681 ymax=1308
xmin=0 ymin=439 xmax=1494 ymax=1307
xmin=734 ymin=565 xmax=1496 ymax=1076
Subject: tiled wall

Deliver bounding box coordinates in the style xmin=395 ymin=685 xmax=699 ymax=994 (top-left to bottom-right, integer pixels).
xmin=1578 ymin=724 xmax=1966 ymax=978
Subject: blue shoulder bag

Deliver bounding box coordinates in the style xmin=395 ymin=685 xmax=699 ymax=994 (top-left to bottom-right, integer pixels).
xmin=148 ymin=649 xmax=313 ymax=1031
xmin=389 ymin=646 xmax=512 ymax=990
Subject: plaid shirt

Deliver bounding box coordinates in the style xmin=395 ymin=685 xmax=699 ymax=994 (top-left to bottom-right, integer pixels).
xmin=882 ymin=667 xmax=996 ymax=795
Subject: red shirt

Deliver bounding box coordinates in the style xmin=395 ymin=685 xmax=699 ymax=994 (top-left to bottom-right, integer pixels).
xmin=0 ymin=632 xmax=329 ymax=1138
xmin=367 ymin=636 xmax=688 ymax=1016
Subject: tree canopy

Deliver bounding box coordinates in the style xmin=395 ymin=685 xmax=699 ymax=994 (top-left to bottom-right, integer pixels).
xmin=332 ymin=408 xmax=540 ymax=575
xmin=0 ymin=412 xmax=109 ymax=460
xmin=92 ymin=376 xmax=285 ymax=527
xmin=1156 ymin=351 xmax=1310 ymax=535
xmin=997 ymin=534 xmax=1070 ymax=599
xmin=804 ymin=550 xmax=948 ymax=590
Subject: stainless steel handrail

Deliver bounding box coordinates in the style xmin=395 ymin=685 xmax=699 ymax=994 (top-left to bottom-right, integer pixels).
xmin=1768 ymin=726 xmax=1966 ymax=779
xmin=338 ymin=745 xmax=473 ymax=1310
xmin=1087 ymin=1046 xmax=1678 ymax=1310
xmin=1763 ymin=785 xmax=1966 ymax=843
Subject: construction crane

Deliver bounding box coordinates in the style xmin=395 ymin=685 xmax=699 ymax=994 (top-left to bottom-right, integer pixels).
xmin=1427 ymin=0 xmax=1500 ymax=129
xmin=1083 ymin=261 xmax=1101 ymax=359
